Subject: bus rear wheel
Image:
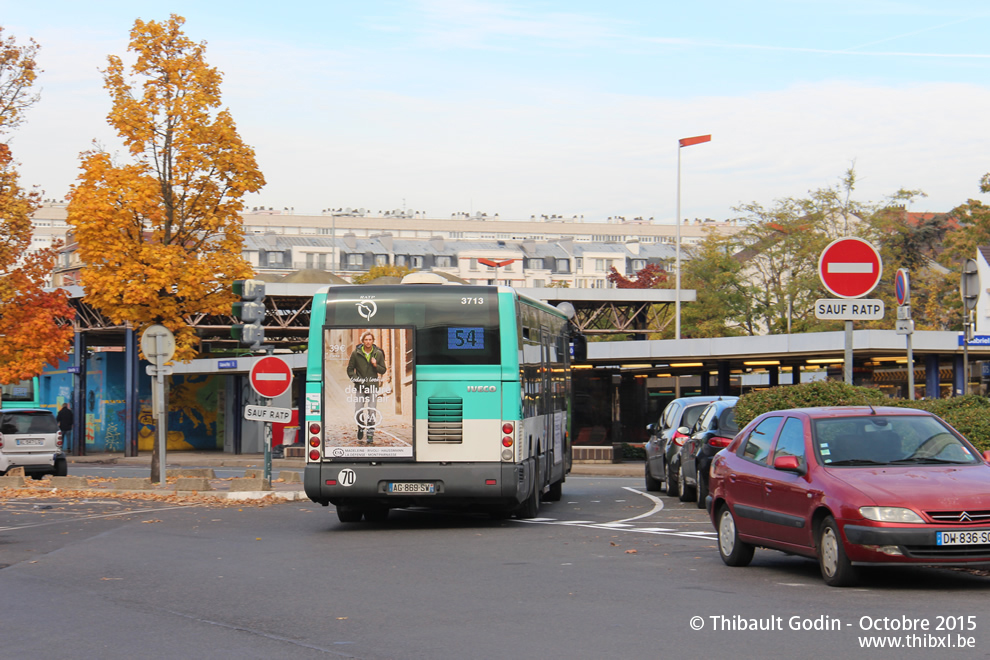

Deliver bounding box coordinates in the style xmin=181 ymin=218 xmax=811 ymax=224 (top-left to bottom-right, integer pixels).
xmin=516 ymin=459 xmax=541 ymax=519
xmin=336 ymin=504 xmax=363 ymax=523
xmin=363 ymin=505 xmax=390 ymax=522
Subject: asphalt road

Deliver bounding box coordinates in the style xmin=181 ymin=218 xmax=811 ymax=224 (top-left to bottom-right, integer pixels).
xmin=2 ymin=475 xmax=989 ymax=659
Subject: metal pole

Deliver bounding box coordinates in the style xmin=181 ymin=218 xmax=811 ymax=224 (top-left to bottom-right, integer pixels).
xmin=906 ymin=332 xmax=915 ymax=400
xmin=155 ymin=333 xmax=167 ymax=486
xmin=675 ymin=145 xmax=682 ymax=340
xmin=963 ymin=315 xmax=970 ymax=396
xmin=264 ymin=399 xmax=272 ymax=486
xmin=125 ymin=326 xmax=137 ymax=457
xmin=844 ymin=320 xmax=853 ymax=385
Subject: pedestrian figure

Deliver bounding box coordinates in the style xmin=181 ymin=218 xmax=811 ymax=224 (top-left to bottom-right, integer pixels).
xmin=57 ymin=402 xmax=74 ymax=453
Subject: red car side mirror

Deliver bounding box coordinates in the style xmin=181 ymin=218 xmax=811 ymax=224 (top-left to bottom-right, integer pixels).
xmin=983 ymin=450 xmax=990 ymax=463
xmin=773 ymin=455 xmax=806 ymax=475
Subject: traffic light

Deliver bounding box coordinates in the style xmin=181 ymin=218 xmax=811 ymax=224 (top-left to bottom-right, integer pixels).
xmin=961 ymin=258 xmax=980 ymax=311
xmin=231 ymin=279 xmax=266 ymax=349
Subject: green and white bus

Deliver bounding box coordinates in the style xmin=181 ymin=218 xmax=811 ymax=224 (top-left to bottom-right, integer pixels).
xmin=303 ymin=274 xmax=579 ymax=522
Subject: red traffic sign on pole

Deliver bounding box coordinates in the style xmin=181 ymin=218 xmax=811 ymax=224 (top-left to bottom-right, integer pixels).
xmin=249 ymin=356 xmax=292 ymax=398
xmin=818 ymin=237 xmax=882 ymax=299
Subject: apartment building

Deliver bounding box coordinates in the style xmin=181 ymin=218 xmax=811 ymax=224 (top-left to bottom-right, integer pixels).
xmin=34 ymin=203 xmax=745 ymax=286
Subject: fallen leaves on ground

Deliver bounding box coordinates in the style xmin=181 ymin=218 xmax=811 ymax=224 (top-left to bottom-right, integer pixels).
xmin=0 ymin=479 xmax=289 ymax=508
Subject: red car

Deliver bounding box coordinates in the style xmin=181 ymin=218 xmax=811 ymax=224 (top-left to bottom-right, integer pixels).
xmin=708 ymin=406 xmax=990 ymax=587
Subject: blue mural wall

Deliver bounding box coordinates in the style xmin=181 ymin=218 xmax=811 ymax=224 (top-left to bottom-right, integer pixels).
xmin=40 ymin=353 xmax=222 ymax=452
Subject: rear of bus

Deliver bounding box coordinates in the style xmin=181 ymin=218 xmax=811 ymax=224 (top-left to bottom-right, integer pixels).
xmin=302 ymin=283 xmax=542 ymax=520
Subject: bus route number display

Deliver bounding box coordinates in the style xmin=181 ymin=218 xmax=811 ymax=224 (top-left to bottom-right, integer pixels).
xmin=448 ymin=327 xmax=484 ymax=349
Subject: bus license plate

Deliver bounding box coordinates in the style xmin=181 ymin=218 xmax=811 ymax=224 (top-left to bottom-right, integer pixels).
xmin=16 ymin=438 xmax=44 ymax=446
xmin=388 ymin=482 xmax=435 ymax=494
xmin=936 ymin=530 xmax=990 ymax=546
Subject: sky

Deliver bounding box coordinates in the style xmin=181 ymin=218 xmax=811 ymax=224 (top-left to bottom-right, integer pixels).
xmin=4 ymin=1 xmax=990 ymax=224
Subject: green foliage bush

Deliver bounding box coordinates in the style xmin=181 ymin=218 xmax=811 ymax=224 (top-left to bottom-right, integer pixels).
xmin=735 ymin=381 xmax=888 ymax=427
xmin=621 ymin=442 xmax=647 ymax=461
xmin=897 ymin=395 xmax=990 ymax=452
xmin=735 ymin=382 xmax=990 ymax=452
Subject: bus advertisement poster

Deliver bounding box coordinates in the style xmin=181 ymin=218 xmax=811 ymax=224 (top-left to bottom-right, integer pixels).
xmin=322 ymin=326 xmax=414 ymax=458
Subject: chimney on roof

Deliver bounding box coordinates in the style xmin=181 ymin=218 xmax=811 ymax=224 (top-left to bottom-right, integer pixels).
xmin=375 ymin=233 xmax=394 ymax=252
xmin=429 ymin=236 xmax=444 ymax=251
xmin=343 ymin=232 xmax=357 ymax=250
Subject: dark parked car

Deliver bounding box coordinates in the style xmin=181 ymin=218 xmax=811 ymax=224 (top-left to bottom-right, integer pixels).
xmin=644 ymin=396 xmax=720 ymax=495
xmin=709 ymin=406 xmax=990 ymax=587
xmin=679 ymin=397 xmax=738 ymax=508
xmin=0 ymin=408 xmax=67 ymax=478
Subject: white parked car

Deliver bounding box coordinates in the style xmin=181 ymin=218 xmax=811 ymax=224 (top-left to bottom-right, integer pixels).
xmin=0 ymin=408 xmax=67 ymax=478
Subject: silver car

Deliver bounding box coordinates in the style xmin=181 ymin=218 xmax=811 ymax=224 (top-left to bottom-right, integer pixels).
xmin=0 ymin=408 xmax=67 ymax=478
xmin=644 ymin=396 xmax=721 ymax=494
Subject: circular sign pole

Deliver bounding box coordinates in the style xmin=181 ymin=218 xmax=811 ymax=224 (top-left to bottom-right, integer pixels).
xmin=894 ymin=268 xmax=915 ymax=400
xmin=141 ymin=324 xmax=175 ymax=486
xmin=817 ymin=238 xmax=883 ymax=385
xmin=248 ymin=356 xmax=292 ymax=484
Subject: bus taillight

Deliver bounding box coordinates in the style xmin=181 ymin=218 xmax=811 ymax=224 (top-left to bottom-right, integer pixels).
xmin=501 ymin=421 xmax=514 ymax=447
xmin=309 ymin=449 xmax=321 ymax=461
xmin=309 ymin=422 xmax=320 ymax=435
xmin=309 ymin=421 xmax=322 ymax=447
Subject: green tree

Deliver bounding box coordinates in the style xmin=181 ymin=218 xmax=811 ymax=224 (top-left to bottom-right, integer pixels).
xmin=732 ymin=196 xmax=832 ymax=334
xmin=679 ymin=231 xmax=748 ymax=338
xmin=943 ymin=199 xmax=990 ymax=266
xmin=861 ymin=197 xmax=956 ymax=331
xmin=726 ymin=168 xmax=935 ymax=336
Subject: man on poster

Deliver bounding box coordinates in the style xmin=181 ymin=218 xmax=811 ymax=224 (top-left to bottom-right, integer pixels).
xmin=346 ymin=331 xmax=388 ymax=444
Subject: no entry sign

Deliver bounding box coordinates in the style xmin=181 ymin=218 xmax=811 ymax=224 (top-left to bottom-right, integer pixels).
xmin=818 ymin=238 xmax=882 ymax=299
xmin=249 ymin=356 xmax=292 ymax=398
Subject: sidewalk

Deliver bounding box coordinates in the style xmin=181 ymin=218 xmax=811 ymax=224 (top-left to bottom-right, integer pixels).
xmin=67 ymin=451 xmax=644 ymax=478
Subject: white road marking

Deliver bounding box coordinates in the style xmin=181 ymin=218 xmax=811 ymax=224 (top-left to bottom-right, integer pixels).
xmin=0 ymin=504 xmax=202 ymax=532
xmin=514 ymin=486 xmax=716 ymax=541
xmin=516 ymin=518 xmax=717 ymax=541
xmin=615 ymin=486 xmax=664 ymax=522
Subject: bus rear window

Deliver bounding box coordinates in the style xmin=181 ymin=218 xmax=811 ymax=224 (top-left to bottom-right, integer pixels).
xmin=325 ymin=287 xmax=501 ymax=365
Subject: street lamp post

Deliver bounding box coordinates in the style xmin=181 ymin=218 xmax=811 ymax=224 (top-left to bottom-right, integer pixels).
xmin=675 ymin=134 xmax=711 ymax=339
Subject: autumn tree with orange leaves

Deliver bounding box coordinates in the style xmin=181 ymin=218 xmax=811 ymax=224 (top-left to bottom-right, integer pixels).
xmin=0 ymin=27 xmax=74 ymax=384
xmin=67 ymin=15 xmax=264 ymax=362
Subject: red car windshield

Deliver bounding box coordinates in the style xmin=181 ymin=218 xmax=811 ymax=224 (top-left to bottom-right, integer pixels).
xmin=812 ymin=415 xmax=978 ymax=466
